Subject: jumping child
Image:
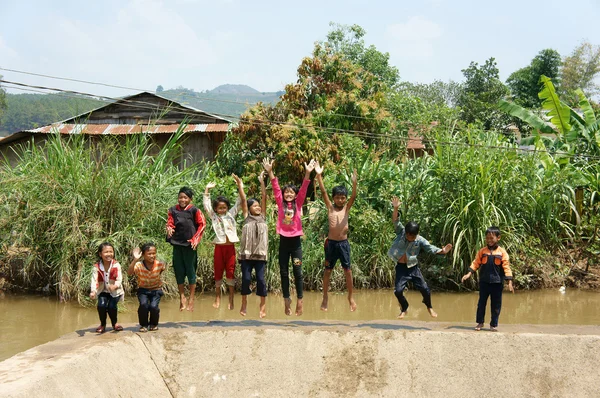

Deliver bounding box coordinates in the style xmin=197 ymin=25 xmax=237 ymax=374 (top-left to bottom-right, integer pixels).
xmin=203 ymin=177 xmax=244 ymax=310
xmin=461 ymin=226 xmax=514 ymax=331
xmin=127 ymin=242 xmax=165 ymax=332
xmin=166 ymin=186 xmax=206 ymax=312
xmin=315 ymin=162 xmax=358 ymax=312
xmin=234 ymin=172 xmax=268 ymax=318
xmin=90 ymin=242 xmax=124 ymax=333
xmin=388 ymin=197 xmax=452 ymax=319
xmin=263 ymin=157 xmax=316 ymax=316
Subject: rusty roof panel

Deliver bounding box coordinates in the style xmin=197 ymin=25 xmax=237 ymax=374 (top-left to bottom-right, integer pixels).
xmin=205 ymin=123 xmax=230 ymax=132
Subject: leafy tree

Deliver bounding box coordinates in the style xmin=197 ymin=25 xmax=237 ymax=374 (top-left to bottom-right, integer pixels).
xmin=156 ymin=85 xmax=164 ymax=93
xmin=0 ymin=76 xmax=7 ymax=129
xmin=457 ymin=58 xmax=510 ymax=131
xmin=507 ymin=49 xmax=561 ymax=108
xmin=560 ymin=41 xmax=600 ymax=106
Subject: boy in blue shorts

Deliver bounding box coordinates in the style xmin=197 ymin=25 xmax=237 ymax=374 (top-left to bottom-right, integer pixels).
xmin=315 ymin=162 xmax=358 ymax=312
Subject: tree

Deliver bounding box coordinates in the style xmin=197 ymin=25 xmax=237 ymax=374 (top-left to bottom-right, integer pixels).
xmin=457 ymin=58 xmax=510 ymax=131
xmin=507 ymin=49 xmax=561 ymax=108
xmin=156 ymin=85 xmax=164 ymax=93
xmin=560 ymin=42 xmax=600 ymax=106
xmin=0 ymin=76 xmax=7 ymax=128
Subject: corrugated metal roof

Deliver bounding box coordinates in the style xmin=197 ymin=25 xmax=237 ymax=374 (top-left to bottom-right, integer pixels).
xmin=21 ymin=123 xmax=230 ymax=135
xmin=407 ymin=129 xmax=425 ymax=150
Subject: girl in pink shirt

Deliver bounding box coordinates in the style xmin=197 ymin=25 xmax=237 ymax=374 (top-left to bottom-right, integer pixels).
xmin=262 ymin=157 xmax=315 ymax=316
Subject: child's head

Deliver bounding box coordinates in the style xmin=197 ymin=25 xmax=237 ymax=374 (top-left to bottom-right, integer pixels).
xmin=282 ymin=184 xmax=299 ymax=203
xmin=96 ymin=242 xmax=114 ymax=263
xmin=247 ymin=198 xmax=261 ymax=216
xmin=332 ymin=185 xmax=348 ymax=209
xmin=140 ymin=242 xmax=157 ymax=263
xmin=405 ymin=221 xmax=420 ymax=242
xmin=178 ymin=187 xmax=194 ymax=208
xmin=485 ymin=226 xmax=501 ymax=247
xmin=212 ymin=196 xmax=231 ymax=215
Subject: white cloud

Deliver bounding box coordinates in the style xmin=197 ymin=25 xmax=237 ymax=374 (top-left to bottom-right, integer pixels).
xmin=386 ymin=16 xmax=443 ymax=58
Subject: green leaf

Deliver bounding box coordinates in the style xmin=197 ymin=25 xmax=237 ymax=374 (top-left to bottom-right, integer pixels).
xmin=538 ymin=75 xmax=571 ymax=134
xmin=498 ymin=99 xmax=554 ymax=134
xmin=576 ymin=89 xmax=597 ymax=127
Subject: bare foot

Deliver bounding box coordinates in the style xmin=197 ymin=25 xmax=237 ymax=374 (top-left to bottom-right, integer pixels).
xmin=295 ymin=299 xmax=303 ymax=316
xmin=240 ymin=299 xmax=247 ymax=316
xmin=284 ymin=298 xmax=292 ymax=316
xmin=397 ymin=311 xmax=407 ymax=319
xmin=179 ymin=296 xmax=187 ymax=312
xmin=349 ymin=297 xmax=357 ymax=312
xmin=259 ymin=305 xmax=266 ymax=319
xmin=228 ymin=296 xmax=234 ymax=310
xmin=186 ymin=298 xmax=194 ymax=312
xmin=490 ymin=326 xmax=498 ymax=332
xmin=320 ymin=296 xmax=328 ymax=311
xmin=213 ymin=295 xmax=220 ymax=309
xmin=475 ymin=323 xmax=484 ymax=331
xmin=427 ymin=308 xmax=438 ymax=318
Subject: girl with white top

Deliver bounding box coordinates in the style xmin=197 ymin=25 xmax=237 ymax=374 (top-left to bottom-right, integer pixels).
xmin=90 ymin=242 xmax=124 ymax=333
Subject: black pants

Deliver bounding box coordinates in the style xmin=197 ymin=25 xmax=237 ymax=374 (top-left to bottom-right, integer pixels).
xmin=241 ymin=260 xmax=267 ymax=297
xmin=476 ymin=282 xmax=503 ymax=327
xmin=394 ymin=263 xmax=432 ymax=312
xmin=137 ymin=288 xmax=163 ymax=327
xmin=279 ymin=236 xmax=303 ymax=299
xmin=97 ymin=292 xmax=120 ymax=327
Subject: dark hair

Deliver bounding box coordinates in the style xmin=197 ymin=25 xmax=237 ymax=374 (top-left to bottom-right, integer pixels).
xmin=247 ymin=198 xmax=259 ymax=209
xmin=96 ymin=242 xmax=114 ymax=259
xmin=332 ymin=185 xmax=348 ymax=197
xmin=179 ymin=186 xmax=194 ymax=199
xmin=212 ymin=195 xmax=230 ymax=211
xmin=282 ymin=184 xmax=299 ymax=202
xmin=486 ymin=226 xmax=501 ymax=237
xmin=405 ymin=221 xmax=420 ymax=235
xmin=140 ymin=242 xmax=157 ymax=254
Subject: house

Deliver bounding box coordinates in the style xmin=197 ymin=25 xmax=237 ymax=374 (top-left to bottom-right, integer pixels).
xmin=0 ymin=92 xmax=232 ymax=166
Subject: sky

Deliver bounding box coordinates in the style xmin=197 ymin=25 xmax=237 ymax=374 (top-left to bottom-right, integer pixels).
xmin=1 ymin=0 xmax=599 ymax=98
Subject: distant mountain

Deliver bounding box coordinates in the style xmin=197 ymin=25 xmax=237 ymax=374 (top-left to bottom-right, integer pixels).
xmin=208 ymin=84 xmax=260 ymax=95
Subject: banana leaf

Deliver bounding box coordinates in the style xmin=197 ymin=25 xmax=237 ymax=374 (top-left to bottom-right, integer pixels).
xmin=539 ymin=76 xmax=571 ymax=135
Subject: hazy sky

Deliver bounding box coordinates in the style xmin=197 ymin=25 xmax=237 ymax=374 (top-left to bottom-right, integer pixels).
xmin=1 ymin=0 xmax=599 ymax=98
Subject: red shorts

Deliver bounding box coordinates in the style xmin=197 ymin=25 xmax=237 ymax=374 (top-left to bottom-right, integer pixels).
xmin=214 ymin=244 xmax=236 ymax=286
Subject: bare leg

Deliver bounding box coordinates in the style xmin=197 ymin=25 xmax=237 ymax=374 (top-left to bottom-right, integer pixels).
xmin=295 ymin=298 xmax=303 ymax=316
xmin=321 ymin=268 xmax=332 ymax=311
xmin=240 ymin=295 xmax=247 ymax=316
xmin=213 ymin=283 xmax=221 ymax=309
xmin=284 ymin=298 xmax=292 ymax=316
xmin=228 ymin=285 xmax=235 ymax=310
xmin=187 ymin=284 xmax=196 ymax=312
xmin=178 ymin=284 xmax=187 ymax=311
xmin=345 ymin=269 xmax=356 ymax=311
xmin=427 ymin=308 xmax=438 ymax=318
xmin=259 ymin=297 xmax=266 ymax=318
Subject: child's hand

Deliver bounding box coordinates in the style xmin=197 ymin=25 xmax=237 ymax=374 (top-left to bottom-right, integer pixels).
xmin=315 ymin=161 xmax=324 ymax=175
xmin=441 ymin=244 xmax=453 ymax=254
xmin=461 ymin=272 xmax=472 ymax=283
xmin=262 ymin=158 xmax=273 ymax=173
xmin=206 ymin=182 xmax=217 ymax=190
xmin=166 ymin=226 xmax=174 ymax=238
xmin=89 ymin=292 xmax=96 ymax=300
xmin=258 ymin=171 xmax=265 ymax=184
xmin=508 ymin=280 xmax=514 ymax=293
xmin=351 ymin=169 xmax=358 ymax=184
xmin=191 ymin=240 xmax=199 ymax=250
xmin=391 ymin=196 xmax=401 ymax=208
xmin=304 ymin=159 xmax=316 ymax=173
xmin=132 ymin=247 xmax=142 ymax=261
xmin=108 ymin=284 xmax=117 ymax=292
xmin=232 ymin=174 xmax=243 ymax=188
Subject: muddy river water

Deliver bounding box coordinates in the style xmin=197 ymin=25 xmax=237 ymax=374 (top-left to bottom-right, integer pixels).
xmin=1 ymin=289 xmax=598 ymax=361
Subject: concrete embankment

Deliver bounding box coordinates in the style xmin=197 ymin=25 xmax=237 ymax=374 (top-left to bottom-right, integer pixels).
xmin=1 ymin=320 xmax=599 ymax=398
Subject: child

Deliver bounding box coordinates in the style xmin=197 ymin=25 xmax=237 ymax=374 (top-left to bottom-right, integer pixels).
xmin=461 ymin=226 xmax=514 ymax=331
xmin=127 ymin=242 xmax=165 ymax=332
xmin=203 ymin=177 xmax=244 ymax=310
xmin=234 ymin=172 xmax=268 ymax=318
xmin=89 ymin=242 xmax=124 ymax=333
xmin=314 ymin=162 xmax=358 ymax=312
xmin=388 ymin=197 xmax=452 ymax=319
xmin=263 ymin=157 xmax=315 ymax=316
xmin=166 ymin=186 xmax=206 ymax=312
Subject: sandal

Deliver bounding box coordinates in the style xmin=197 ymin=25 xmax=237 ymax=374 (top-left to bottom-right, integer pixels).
xmin=474 ymin=323 xmax=483 ymax=331
xmin=95 ymin=325 xmax=105 ymax=334
xmin=139 ymin=326 xmax=148 ymax=333
xmin=149 ymin=325 xmax=158 ymax=332
xmin=490 ymin=326 xmax=498 ymax=332
xmin=113 ymin=324 xmax=123 ymax=332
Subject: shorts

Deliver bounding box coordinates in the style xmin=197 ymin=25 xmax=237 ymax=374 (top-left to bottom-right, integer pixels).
xmin=324 ymin=239 xmax=351 ymax=270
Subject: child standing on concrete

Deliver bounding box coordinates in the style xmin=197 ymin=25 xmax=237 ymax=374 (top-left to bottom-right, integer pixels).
xmin=461 ymin=226 xmax=514 ymax=331
xmin=234 ymin=172 xmax=269 ymax=318
xmin=315 ymin=162 xmax=358 ymax=312
xmin=90 ymin=242 xmax=124 ymax=333
xmin=389 ymin=197 xmax=452 ymax=319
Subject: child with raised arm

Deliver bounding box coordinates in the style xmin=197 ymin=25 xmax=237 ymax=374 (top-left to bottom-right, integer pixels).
xmin=166 ymin=186 xmax=206 ymax=312
xmin=315 ymin=162 xmax=358 ymax=312
xmin=203 ymin=177 xmax=244 ymax=310
xmin=127 ymin=242 xmax=166 ymax=332
xmin=234 ymin=172 xmax=268 ymax=318
xmin=263 ymin=157 xmax=315 ymax=316
xmin=388 ymin=197 xmax=452 ymax=319
xmin=90 ymin=242 xmax=124 ymax=333
xmin=461 ymin=226 xmax=514 ymax=331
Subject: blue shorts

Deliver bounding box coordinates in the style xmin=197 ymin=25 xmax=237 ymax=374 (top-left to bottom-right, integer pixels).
xmin=324 ymin=239 xmax=351 ymax=270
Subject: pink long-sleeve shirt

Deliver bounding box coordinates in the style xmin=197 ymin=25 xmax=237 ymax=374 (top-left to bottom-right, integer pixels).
xmin=272 ymin=177 xmax=310 ymax=237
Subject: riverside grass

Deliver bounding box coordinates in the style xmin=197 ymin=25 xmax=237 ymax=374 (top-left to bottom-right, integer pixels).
xmin=0 ymin=128 xmax=596 ymax=301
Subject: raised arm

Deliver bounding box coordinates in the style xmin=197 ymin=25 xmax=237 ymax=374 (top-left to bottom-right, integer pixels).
xmin=127 ymin=247 xmax=142 ymax=276
xmin=346 ymin=169 xmax=358 ymax=210
xmin=258 ymin=171 xmax=267 ymax=215
xmin=391 ymin=196 xmax=401 ymax=225
xmin=203 ymin=182 xmax=216 ymax=217
xmin=315 ymin=162 xmax=332 ymax=209
xmin=262 ymin=158 xmax=275 ymax=180
xmin=233 ymin=174 xmax=248 ymax=219
xmin=304 ymin=159 xmax=316 ymax=180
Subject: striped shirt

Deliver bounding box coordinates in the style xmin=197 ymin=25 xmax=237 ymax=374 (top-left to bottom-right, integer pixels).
xmin=134 ymin=260 xmax=165 ymax=289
